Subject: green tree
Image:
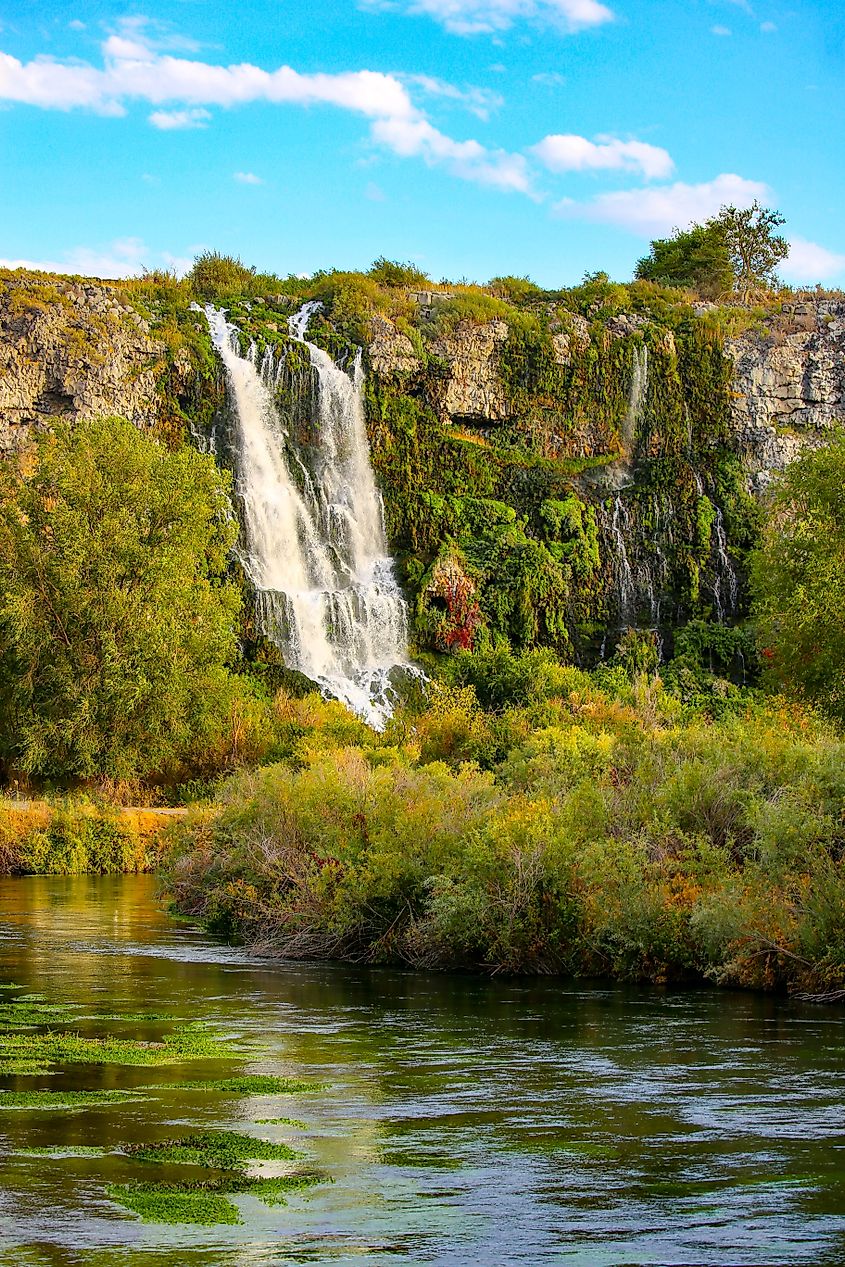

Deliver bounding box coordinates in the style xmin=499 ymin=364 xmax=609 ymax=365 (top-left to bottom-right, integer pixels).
xmin=714 ymin=200 xmax=788 ymax=302
xmin=635 ymin=222 xmax=733 ymax=299
xmin=636 ymin=201 xmax=788 ymax=301
xmin=750 ymin=437 xmax=845 ymax=721
xmin=0 ymin=417 xmax=243 ymax=783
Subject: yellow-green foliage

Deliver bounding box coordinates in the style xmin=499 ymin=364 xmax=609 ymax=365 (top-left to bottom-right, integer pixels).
xmin=161 ymin=656 xmax=845 ymax=996
xmin=0 ymin=797 xmax=161 ymax=875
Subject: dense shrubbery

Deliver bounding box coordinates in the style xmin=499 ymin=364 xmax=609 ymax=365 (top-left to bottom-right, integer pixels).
xmin=160 ymin=649 xmax=845 ymax=996
xmin=0 ymin=798 xmax=162 ymax=875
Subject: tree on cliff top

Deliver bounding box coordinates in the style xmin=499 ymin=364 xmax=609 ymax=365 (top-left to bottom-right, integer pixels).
xmin=751 ymin=437 xmax=845 ymax=723
xmin=0 ymin=416 xmax=243 ymax=783
xmin=636 ymin=200 xmax=788 ymax=301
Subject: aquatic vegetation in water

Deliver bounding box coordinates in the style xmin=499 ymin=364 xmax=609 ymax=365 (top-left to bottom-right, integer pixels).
xmin=0 ymin=1001 xmax=80 ymax=1027
xmin=89 ymin=1011 xmax=176 ymax=1023
xmin=105 ymin=1181 xmax=242 ymax=1226
xmin=0 ymin=1024 xmax=230 ymax=1069
xmin=13 ymin=1145 xmax=107 ymax=1157
xmin=0 ymin=1089 xmax=145 ymax=1110
xmin=253 ymin=1116 xmax=308 ymax=1128
xmin=106 ymin=1169 xmax=324 ymax=1224
xmin=126 ymin=1129 xmax=300 ymax=1169
xmin=179 ymin=1074 xmax=323 ymax=1093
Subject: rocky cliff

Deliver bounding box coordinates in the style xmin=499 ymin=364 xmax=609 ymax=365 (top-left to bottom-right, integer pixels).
xmin=0 ymin=276 xmax=165 ymax=452
xmin=0 ymin=271 xmax=842 ymax=661
xmin=726 ymin=299 xmax=845 ymax=491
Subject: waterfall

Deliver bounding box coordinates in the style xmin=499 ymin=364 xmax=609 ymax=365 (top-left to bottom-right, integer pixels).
xmin=712 ymin=506 xmax=739 ymax=621
xmin=205 ymin=302 xmax=411 ymax=728
xmin=610 ymin=495 xmax=636 ymax=627
xmin=624 ymin=343 xmax=649 ymax=454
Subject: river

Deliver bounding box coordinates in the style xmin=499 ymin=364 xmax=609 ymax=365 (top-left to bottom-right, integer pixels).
xmin=1 ymin=875 xmax=843 ymax=1266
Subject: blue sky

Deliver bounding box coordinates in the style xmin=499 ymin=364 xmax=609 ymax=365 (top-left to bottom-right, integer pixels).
xmin=1 ymin=0 xmax=843 ymax=286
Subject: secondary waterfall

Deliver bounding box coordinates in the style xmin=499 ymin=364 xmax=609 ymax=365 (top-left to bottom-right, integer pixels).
xmin=205 ymin=302 xmax=410 ymax=728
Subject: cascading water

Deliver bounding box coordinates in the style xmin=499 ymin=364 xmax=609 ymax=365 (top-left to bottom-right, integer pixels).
xmin=712 ymin=506 xmax=739 ymax=621
xmin=610 ymin=495 xmax=637 ymax=627
xmin=205 ymin=302 xmax=411 ymax=728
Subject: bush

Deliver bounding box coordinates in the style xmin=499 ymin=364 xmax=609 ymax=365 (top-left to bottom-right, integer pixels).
xmin=160 ymin=683 xmax=845 ymax=993
xmin=0 ymin=798 xmax=158 ymax=875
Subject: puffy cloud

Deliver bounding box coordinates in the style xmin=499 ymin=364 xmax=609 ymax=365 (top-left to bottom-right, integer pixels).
xmin=233 ymin=171 xmax=264 ymax=184
xmin=781 ymin=238 xmax=845 ymax=283
xmin=0 ymin=238 xmax=150 ymax=278
xmin=532 ymin=133 xmax=674 ymax=180
xmin=363 ymin=0 xmax=613 ymax=36
xmin=711 ymin=25 xmax=732 ymax=36
xmin=555 ymin=173 xmax=770 ymax=235
xmin=148 ymin=107 xmax=211 ymax=130
xmin=0 ymin=39 xmax=416 ymax=120
xmin=403 ymin=74 xmax=503 ymax=120
xmin=0 ymin=30 xmax=535 ymax=194
xmin=370 ymin=115 xmax=532 ymax=192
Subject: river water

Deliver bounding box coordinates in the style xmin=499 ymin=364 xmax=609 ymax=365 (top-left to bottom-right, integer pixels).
xmin=1 ymin=876 xmax=843 ymax=1266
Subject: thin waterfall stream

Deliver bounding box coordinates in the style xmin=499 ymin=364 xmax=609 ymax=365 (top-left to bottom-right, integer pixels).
xmin=205 ymin=302 xmax=411 ymax=728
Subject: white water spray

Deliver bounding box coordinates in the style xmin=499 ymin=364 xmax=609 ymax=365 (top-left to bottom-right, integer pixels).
xmin=205 ymin=302 xmax=411 ymax=727
xmin=712 ymin=506 xmax=739 ymax=621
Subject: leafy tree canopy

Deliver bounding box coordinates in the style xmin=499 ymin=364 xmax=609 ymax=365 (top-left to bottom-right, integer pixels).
xmin=750 ymin=436 xmax=845 ymax=722
xmin=0 ymin=416 xmax=244 ymax=783
xmin=634 ymin=221 xmax=733 ymax=299
xmin=636 ymin=200 xmax=788 ymax=301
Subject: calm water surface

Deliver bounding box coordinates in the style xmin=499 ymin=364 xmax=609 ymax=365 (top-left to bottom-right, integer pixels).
xmin=0 ymin=875 xmax=843 ymax=1266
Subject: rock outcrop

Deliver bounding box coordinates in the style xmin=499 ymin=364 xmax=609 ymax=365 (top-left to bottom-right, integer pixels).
xmin=368 ymin=313 xmax=511 ymax=422
xmin=726 ymin=300 xmax=845 ymax=490
xmin=0 ymin=276 xmax=164 ymax=453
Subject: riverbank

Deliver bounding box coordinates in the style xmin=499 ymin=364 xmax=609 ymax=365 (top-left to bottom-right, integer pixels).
xmin=0 ymin=798 xmax=181 ymax=876
xmin=159 ymin=668 xmax=845 ymax=999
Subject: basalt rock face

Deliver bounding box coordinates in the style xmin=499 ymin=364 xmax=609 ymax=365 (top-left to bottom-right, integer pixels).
xmin=0 ymin=276 xmax=166 ymax=453
xmin=2 ymin=275 xmax=843 ymax=663
xmin=726 ymin=300 xmax=845 ymax=491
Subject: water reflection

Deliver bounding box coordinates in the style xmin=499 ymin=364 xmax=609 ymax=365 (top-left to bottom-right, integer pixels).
xmin=1 ymin=876 xmax=844 ymax=1266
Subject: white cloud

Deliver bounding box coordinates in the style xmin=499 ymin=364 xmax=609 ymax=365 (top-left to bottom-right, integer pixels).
xmin=0 ymin=38 xmax=416 ymax=120
xmin=532 ymin=133 xmax=674 ymax=180
xmin=555 ymin=173 xmax=770 ymax=236
xmin=234 ymin=170 xmax=263 ymax=184
xmin=0 ymin=32 xmax=531 ymax=192
xmin=362 ymin=0 xmax=614 ymax=36
xmin=532 ymin=71 xmax=566 ymax=86
xmin=760 ymin=20 xmax=777 ymax=32
xmin=370 ymin=115 xmax=532 ymax=192
xmin=0 ymin=237 xmax=150 ymax=278
xmin=711 ymin=25 xmax=732 ymax=36
xmin=0 ymin=238 xmax=200 ymax=278
xmin=781 ymin=238 xmax=845 ymax=283
xmin=68 ymin=19 xmax=86 ymax=32
xmin=403 ymin=74 xmax=503 ymax=120
xmin=148 ymin=107 xmax=211 ymax=130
